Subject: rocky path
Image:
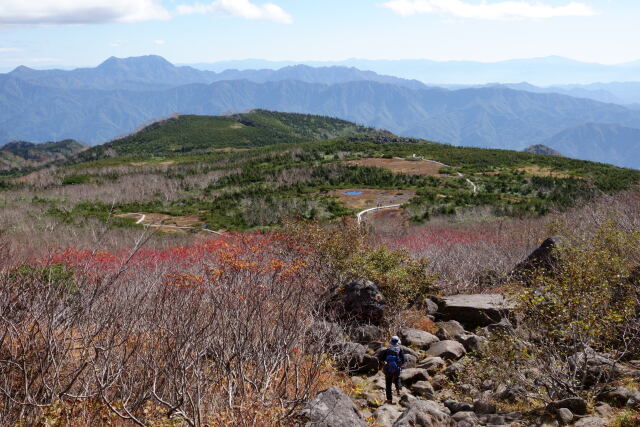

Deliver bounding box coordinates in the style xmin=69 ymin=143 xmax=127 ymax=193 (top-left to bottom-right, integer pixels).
xmin=301 ymin=280 xmax=635 ymax=426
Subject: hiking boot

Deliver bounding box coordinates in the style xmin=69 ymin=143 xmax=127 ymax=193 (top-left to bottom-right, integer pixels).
xmin=386 ymin=399 xmax=393 ymax=404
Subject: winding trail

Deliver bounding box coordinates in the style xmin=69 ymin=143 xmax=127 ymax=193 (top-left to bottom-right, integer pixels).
xmin=356 ymin=155 xmax=478 ymax=224
xmin=410 ymin=154 xmax=477 ymax=194
xmin=356 ymin=204 xmax=402 ymax=224
xmin=126 ymin=213 xmax=225 ymax=236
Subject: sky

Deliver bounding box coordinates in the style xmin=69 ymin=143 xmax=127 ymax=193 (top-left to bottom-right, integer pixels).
xmin=0 ymin=0 xmax=639 ymax=71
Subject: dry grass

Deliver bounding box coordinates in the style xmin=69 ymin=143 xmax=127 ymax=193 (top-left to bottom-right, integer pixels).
xmin=345 ymin=157 xmax=444 ymax=177
xmin=328 ymin=188 xmax=416 ymax=210
xmin=516 ymin=165 xmax=576 ymax=178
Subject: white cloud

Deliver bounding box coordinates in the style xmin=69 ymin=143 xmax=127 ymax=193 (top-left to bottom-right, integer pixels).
xmin=154 ymin=39 xmax=166 ymax=45
xmin=0 ymin=47 xmax=22 ymax=53
xmin=178 ymin=0 xmax=292 ymax=24
xmin=382 ymin=0 xmax=596 ymax=20
xmin=0 ymin=0 xmax=170 ymax=25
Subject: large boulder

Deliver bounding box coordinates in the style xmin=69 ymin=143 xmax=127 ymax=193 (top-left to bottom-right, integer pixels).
xmin=332 ymin=279 xmax=385 ymax=325
xmin=399 ymin=328 xmax=439 ymax=349
xmin=437 ymin=294 xmax=514 ymax=328
xmin=426 ymin=340 xmax=466 ymax=360
xmin=511 ymin=236 xmax=562 ymax=282
xmin=392 ymin=400 xmax=453 ymax=427
xmin=410 ymin=381 xmax=435 ymax=399
xmin=546 ymin=397 xmax=588 ymax=415
xmin=416 ymin=357 xmax=446 ymax=375
xmin=332 ymin=342 xmax=379 ymax=375
xmin=399 ymin=368 xmax=430 ymax=386
xmin=598 ymin=386 xmax=640 ymax=408
xmin=299 ymin=387 xmax=367 ymax=426
xmin=351 ymin=325 xmax=383 ymax=344
xmin=374 ymin=404 xmax=403 ymax=426
xmin=435 ymin=320 xmax=466 ymax=340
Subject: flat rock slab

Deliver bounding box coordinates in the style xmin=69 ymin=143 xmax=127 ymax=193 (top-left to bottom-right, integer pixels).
xmin=426 ymin=340 xmax=466 ymax=360
xmin=300 ymin=387 xmax=367 ymax=427
xmin=438 ymin=294 xmax=515 ymax=328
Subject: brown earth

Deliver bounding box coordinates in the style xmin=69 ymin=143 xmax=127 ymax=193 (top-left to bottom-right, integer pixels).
xmin=117 ymin=213 xmax=204 ymax=234
xmin=345 ymin=158 xmax=445 ymax=177
xmin=329 ymin=188 xmax=416 ymax=210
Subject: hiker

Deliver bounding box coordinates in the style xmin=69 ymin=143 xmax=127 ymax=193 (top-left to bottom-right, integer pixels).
xmin=378 ymin=335 xmax=405 ymax=403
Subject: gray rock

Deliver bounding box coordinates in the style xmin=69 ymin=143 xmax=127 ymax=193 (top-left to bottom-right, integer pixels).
xmin=416 ymin=357 xmax=446 ymax=374
xmin=392 ymin=400 xmax=453 ymax=427
xmin=436 ymin=320 xmax=466 ymax=340
xmin=483 ymin=318 xmax=515 ymax=336
xmin=333 ymin=279 xmax=385 ymax=325
xmin=556 ymin=407 xmax=573 ymax=424
xmin=594 ymin=402 xmax=613 ymax=416
xmin=438 ymin=294 xmax=514 ymax=328
xmin=493 ymin=384 xmax=525 ymax=403
xmin=430 ymin=374 xmax=447 ymax=391
xmin=504 ymin=411 xmax=523 ymax=421
xmin=333 ymin=342 xmax=379 ymax=375
xmin=399 ymin=368 xmax=430 ymax=387
xmin=410 ymin=381 xmax=435 ymax=399
xmin=568 ymin=347 xmax=621 ymax=386
xmin=598 ymin=386 xmax=634 ymax=407
xmin=451 ymin=411 xmax=480 ymax=427
xmin=574 ymin=417 xmax=608 ymax=427
xmin=399 ymin=393 xmax=418 ymax=408
xmin=426 ymin=340 xmax=466 ymax=360
xmin=444 ymin=399 xmax=473 ymax=414
xmin=547 ymin=397 xmax=587 ymax=415
xmin=399 ymin=328 xmax=440 ymax=349
xmin=351 ymin=325 xmax=382 ymax=344
xmin=300 ymin=387 xmax=367 ymax=427
xmin=477 ymin=414 xmax=505 ymax=425
xmin=400 ymin=345 xmax=419 ymax=358
xmin=425 ymin=298 xmax=439 ymax=316
xmin=404 ymin=353 xmax=418 ymax=369
xmin=375 ymin=404 xmax=403 ymax=426
xmin=472 ymin=400 xmax=496 ymax=415
xmin=458 ymin=334 xmax=486 ymax=352
xmin=445 ymin=362 xmax=463 ymax=379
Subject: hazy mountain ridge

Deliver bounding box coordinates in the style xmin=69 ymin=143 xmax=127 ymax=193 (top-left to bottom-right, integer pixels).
xmin=7 ymin=55 xmax=426 ymax=91
xmin=2 ymin=56 xmax=640 ymax=169
xmin=543 ymin=123 xmax=640 ymax=169
xmin=190 ymin=56 xmax=640 ymax=86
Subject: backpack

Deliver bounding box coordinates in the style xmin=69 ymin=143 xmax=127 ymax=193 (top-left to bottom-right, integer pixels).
xmin=384 ymin=348 xmax=401 ymax=374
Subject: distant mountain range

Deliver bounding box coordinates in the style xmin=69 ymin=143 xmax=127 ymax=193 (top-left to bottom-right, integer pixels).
xmin=8 ymin=55 xmax=426 ymax=91
xmin=2 ymin=55 xmax=640 ymax=169
xmin=189 ymin=56 xmax=640 ymax=86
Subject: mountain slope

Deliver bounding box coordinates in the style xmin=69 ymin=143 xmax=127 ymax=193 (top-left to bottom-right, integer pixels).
xmin=544 ymin=123 xmax=640 ymax=169
xmin=4 ymin=63 xmax=640 ymax=168
xmin=78 ymin=110 xmax=386 ymax=160
xmin=0 ymin=139 xmax=87 ymax=172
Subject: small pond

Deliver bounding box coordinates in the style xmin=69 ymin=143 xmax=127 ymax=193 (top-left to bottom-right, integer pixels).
xmin=344 ymin=191 xmax=364 ymax=196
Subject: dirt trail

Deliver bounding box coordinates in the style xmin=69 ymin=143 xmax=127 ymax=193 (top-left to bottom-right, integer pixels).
xmin=409 ymin=154 xmax=477 ymax=194
xmin=124 ymin=213 xmax=225 ymax=236
xmin=356 ymin=155 xmax=477 ymax=224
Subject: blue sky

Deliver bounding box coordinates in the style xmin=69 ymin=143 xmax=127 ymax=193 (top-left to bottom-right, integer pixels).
xmin=0 ymin=0 xmax=638 ymax=70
